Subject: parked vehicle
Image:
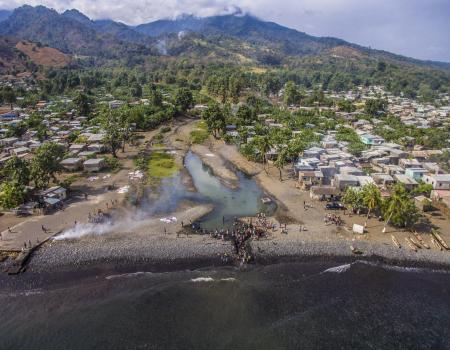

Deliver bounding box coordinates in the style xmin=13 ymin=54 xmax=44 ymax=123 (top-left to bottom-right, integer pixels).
xmin=325 ymin=202 xmax=346 ymax=210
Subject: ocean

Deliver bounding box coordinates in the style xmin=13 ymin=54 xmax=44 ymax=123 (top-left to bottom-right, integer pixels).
xmin=1 ymin=260 xmax=449 ymax=350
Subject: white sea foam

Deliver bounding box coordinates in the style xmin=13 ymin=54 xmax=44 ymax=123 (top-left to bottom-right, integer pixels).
xmin=323 ymin=260 xmax=450 ymax=275
xmin=356 ymin=260 xmax=450 ymax=275
xmin=220 ymin=277 xmax=237 ymax=282
xmin=105 ymin=272 xmax=155 ymax=280
xmin=322 ymin=264 xmax=352 ymax=274
xmin=190 ymin=277 xmax=214 ymax=283
xmin=3 ymin=289 xmax=45 ymax=297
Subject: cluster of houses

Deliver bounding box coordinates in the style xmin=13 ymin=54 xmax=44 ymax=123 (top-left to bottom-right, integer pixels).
xmin=294 ymin=138 xmax=449 ymax=212
xmin=238 ymin=85 xmax=450 ymax=211
xmin=0 ymin=99 xmax=109 ymax=173
xmin=0 ymin=96 xmax=114 ymax=214
xmin=294 ymin=131 xmax=450 ymax=206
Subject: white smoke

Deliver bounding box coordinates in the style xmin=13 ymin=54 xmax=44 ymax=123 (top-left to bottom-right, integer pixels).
xmin=155 ymin=39 xmax=168 ymax=55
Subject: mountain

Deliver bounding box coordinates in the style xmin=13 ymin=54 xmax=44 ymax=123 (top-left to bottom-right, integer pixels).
xmin=136 ymin=14 xmax=450 ymax=69
xmin=136 ymin=14 xmax=347 ymax=57
xmin=62 ymin=9 xmax=153 ymax=46
xmin=0 ymin=5 xmax=152 ymax=59
xmin=0 ymin=5 xmax=448 ymax=70
xmin=62 ymin=9 xmax=92 ymax=26
xmin=0 ymin=9 xmax=11 ymax=22
xmin=0 ymin=37 xmax=70 ymax=73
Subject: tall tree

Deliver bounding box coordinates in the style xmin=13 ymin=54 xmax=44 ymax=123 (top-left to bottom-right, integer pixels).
xmin=102 ymin=110 xmax=123 ymax=158
xmin=361 ymin=183 xmax=381 ymax=227
xmin=74 ymin=92 xmax=91 ymax=116
xmin=0 ymin=182 xmax=26 ymax=209
xmin=284 ymin=81 xmax=301 ymax=106
xmin=382 ymin=184 xmax=418 ymax=232
xmin=202 ymin=102 xmax=225 ymax=138
xmin=253 ymin=135 xmax=272 ymax=173
xmin=2 ymin=156 xmax=30 ymax=187
xmin=31 ymin=142 xmax=64 ymax=189
xmin=2 ymin=87 xmax=16 ymax=109
xmin=174 ymin=87 xmax=193 ymax=113
xmin=274 ymin=148 xmax=288 ymax=181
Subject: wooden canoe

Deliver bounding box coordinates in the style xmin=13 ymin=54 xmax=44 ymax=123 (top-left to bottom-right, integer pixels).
xmin=405 ymin=237 xmax=417 ymax=252
xmin=431 ymin=237 xmax=443 ymax=251
xmin=413 ymin=232 xmax=430 ymax=249
xmin=432 ymin=230 xmax=449 ymax=250
xmin=409 ymin=236 xmax=422 ymax=249
xmin=391 ymin=235 xmax=401 ymax=249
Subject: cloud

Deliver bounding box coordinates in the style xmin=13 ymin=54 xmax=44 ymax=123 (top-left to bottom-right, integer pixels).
xmin=0 ymin=0 xmax=449 ymax=61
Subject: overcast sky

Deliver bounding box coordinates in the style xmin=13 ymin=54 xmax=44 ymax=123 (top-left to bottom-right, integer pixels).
xmin=1 ymin=0 xmax=449 ymax=62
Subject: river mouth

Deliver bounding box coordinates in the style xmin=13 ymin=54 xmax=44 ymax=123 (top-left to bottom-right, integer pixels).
xmin=144 ymin=151 xmax=276 ymax=230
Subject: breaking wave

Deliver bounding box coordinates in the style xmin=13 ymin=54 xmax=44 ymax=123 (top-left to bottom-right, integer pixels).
xmin=322 ymin=260 xmax=450 ymax=275
xmin=190 ymin=277 xmax=214 ymax=283
xmin=322 ymin=264 xmax=352 ymax=274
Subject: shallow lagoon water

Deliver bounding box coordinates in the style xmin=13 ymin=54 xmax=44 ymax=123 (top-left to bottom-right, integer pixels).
xmin=184 ymin=152 xmax=276 ymax=229
xmin=143 ymin=151 xmax=275 ymax=229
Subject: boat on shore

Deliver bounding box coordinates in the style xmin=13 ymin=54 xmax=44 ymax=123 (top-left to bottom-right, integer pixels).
xmin=431 ymin=237 xmax=443 ymax=251
xmin=409 ymin=236 xmax=422 ymax=249
xmin=432 ymin=230 xmax=449 ymax=250
xmin=413 ymin=232 xmax=430 ymax=249
xmin=405 ymin=237 xmax=418 ymax=252
xmin=391 ymin=235 xmax=401 ymax=249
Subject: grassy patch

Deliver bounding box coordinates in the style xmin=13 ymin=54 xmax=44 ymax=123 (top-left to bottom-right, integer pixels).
xmin=147 ymin=152 xmax=179 ymax=179
xmin=189 ymin=121 xmax=209 ymax=144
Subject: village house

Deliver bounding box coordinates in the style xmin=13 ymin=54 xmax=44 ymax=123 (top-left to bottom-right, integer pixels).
xmin=393 ymin=174 xmax=418 ymax=190
xmin=372 ymin=173 xmax=395 ymax=187
xmin=399 ymin=158 xmax=422 ymax=169
xmin=360 ymin=134 xmax=385 ymax=146
xmin=60 ymin=158 xmax=83 ymax=171
xmin=309 ymin=185 xmax=339 ymax=201
xmin=69 ymin=144 xmax=86 ymax=154
xmin=333 ymin=174 xmax=359 ymax=190
xmin=423 ymin=174 xmax=450 ymax=190
xmin=404 ymin=168 xmax=428 ymax=181
xmin=298 ymin=170 xmax=324 ymax=190
xmin=83 ymin=158 xmax=105 ymax=172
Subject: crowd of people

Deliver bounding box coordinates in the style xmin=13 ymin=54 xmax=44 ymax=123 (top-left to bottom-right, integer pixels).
xmin=324 ymin=213 xmax=343 ymax=226
xmin=188 ymin=214 xmax=274 ymax=264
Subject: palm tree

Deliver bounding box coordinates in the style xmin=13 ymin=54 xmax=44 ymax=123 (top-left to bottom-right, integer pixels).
xmin=382 ymin=184 xmax=416 ymax=233
xmin=254 ymin=135 xmax=272 ymax=173
xmin=274 ymin=148 xmax=288 ymax=181
xmin=342 ymin=187 xmax=362 ymax=214
xmin=362 ymin=183 xmax=381 ymax=227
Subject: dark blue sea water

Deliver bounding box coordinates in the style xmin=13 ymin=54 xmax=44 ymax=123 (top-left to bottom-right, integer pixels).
xmin=1 ymin=260 xmax=449 ymax=350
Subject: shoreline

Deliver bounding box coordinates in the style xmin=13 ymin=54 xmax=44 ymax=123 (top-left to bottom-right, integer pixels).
xmin=2 ymin=250 xmax=449 ymax=294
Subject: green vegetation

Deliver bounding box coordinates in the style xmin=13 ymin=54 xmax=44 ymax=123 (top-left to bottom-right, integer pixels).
xmin=342 ymin=183 xmax=418 ymax=230
xmin=103 ymin=156 xmax=121 ymax=172
xmin=190 ymin=121 xmax=209 ymax=144
xmin=147 ymin=152 xmax=179 ymax=179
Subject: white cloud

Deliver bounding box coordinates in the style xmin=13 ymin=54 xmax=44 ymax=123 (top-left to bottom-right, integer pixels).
xmin=0 ymin=0 xmax=449 ymax=61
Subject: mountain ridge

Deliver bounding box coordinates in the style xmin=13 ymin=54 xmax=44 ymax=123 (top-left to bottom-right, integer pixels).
xmin=0 ymin=5 xmax=448 ymax=70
